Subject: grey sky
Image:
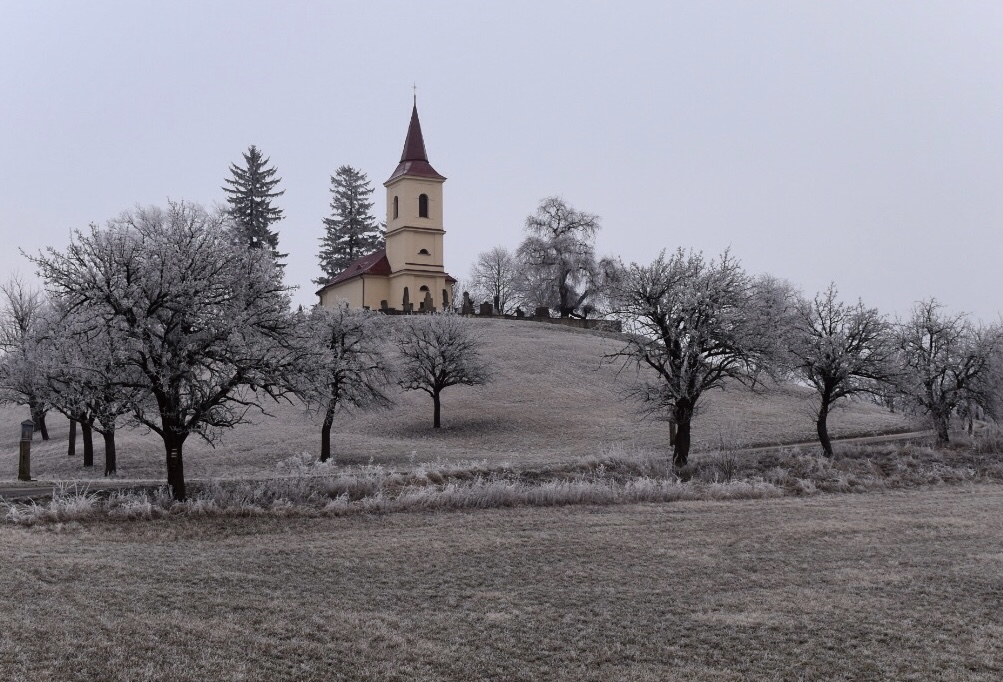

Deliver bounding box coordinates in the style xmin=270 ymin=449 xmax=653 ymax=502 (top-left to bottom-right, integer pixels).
xmin=2 ymin=0 xmax=1000 ymax=321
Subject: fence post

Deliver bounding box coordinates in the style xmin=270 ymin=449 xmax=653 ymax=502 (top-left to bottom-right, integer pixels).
xmin=18 ymin=419 xmax=33 ymax=481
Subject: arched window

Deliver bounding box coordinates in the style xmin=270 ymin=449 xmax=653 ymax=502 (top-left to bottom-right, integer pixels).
xmin=418 ymin=248 xmax=430 ymax=255
xmin=419 ymin=285 xmax=430 ymax=293
xmin=393 ymin=196 xmax=399 ymax=219
xmin=418 ymin=193 xmax=429 ymax=218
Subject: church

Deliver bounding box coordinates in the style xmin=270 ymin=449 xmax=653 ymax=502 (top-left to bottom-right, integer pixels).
xmin=316 ymin=101 xmax=455 ymax=312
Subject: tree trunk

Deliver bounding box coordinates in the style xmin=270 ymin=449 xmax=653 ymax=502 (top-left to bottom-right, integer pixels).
xmin=67 ymin=419 xmax=77 ymax=457
xmin=164 ymin=433 xmax=187 ymax=501
xmin=103 ymin=428 xmax=117 ymax=477
xmin=433 ymin=392 xmax=442 ymax=428
xmin=28 ymin=400 xmax=49 ymax=441
xmin=81 ymin=421 xmax=94 ymax=467
xmin=817 ymin=390 xmax=834 ymax=457
xmin=933 ymin=409 xmax=951 ymax=445
xmin=320 ymin=403 xmax=335 ymax=462
xmin=817 ymin=403 xmax=834 ymax=458
xmin=672 ymin=401 xmax=694 ymax=468
xmin=673 ymin=419 xmax=691 ymax=468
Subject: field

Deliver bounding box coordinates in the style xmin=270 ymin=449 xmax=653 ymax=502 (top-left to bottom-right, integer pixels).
xmin=1 ymin=318 xmax=999 ymax=680
xmin=0 ymin=319 xmax=915 ymax=483
xmin=1 ymin=485 xmax=1000 ymax=681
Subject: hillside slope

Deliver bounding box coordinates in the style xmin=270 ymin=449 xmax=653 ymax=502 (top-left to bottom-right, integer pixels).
xmin=1 ymin=319 xmax=914 ymax=481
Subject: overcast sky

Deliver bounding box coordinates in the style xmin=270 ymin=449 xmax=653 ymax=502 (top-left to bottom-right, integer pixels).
xmin=1 ymin=1 xmax=1000 ymax=321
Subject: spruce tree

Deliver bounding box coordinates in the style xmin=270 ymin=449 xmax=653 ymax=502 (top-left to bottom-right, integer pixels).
xmin=223 ymin=145 xmax=286 ymax=261
xmin=315 ymin=165 xmax=385 ymax=285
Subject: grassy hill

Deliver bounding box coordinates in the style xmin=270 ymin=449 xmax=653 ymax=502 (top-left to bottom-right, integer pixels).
xmin=0 ymin=318 xmax=914 ymax=482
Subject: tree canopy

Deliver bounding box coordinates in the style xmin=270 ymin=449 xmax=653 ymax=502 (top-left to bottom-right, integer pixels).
xmin=316 ymin=165 xmax=384 ymax=285
xmin=223 ymin=144 xmax=286 ymax=262
xmin=30 ymin=201 xmax=301 ymax=499
xmin=516 ymin=197 xmax=609 ymax=318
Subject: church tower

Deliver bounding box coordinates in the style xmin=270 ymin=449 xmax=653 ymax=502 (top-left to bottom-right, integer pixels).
xmin=316 ymin=99 xmax=455 ymax=312
xmin=383 ymin=99 xmax=453 ymax=311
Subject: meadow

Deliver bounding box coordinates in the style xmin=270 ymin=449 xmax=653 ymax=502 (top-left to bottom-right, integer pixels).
xmin=1 ymin=486 xmax=1000 ymax=681
xmin=3 ymin=319 xmax=998 ymax=681
xmin=1 ymin=319 xmax=914 ymax=482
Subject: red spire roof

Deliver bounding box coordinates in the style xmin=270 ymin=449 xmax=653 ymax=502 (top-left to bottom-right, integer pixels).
xmin=386 ymin=100 xmax=445 ymax=183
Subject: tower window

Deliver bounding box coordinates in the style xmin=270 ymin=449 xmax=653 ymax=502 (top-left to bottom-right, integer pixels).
xmin=393 ymin=196 xmax=399 ymax=219
xmin=418 ymin=193 xmax=429 ymax=218
xmin=418 ymin=248 xmax=430 ymax=255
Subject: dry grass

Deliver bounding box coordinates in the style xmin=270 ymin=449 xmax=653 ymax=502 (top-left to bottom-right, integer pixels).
xmin=0 ymin=485 xmax=999 ymax=681
xmin=5 ymin=439 xmax=1000 ymax=525
xmin=1 ymin=319 xmax=915 ymax=483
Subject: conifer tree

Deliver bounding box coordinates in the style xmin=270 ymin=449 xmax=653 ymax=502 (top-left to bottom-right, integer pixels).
xmin=315 ymin=165 xmax=384 ymax=285
xmin=223 ymin=145 xmax=286 ymax=261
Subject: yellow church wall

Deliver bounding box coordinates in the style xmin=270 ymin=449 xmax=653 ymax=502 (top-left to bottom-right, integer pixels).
xmin=385 ymin=177 xmax=444 ymax=232
xmin=389 ymin=273 xmax=452 ymax=312
xmin=319 ymin=275 xmax=390 ymax=310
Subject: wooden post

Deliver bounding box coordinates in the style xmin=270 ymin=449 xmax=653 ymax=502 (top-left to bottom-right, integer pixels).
xmin=18 ymin=419 xmax=33 ymax=482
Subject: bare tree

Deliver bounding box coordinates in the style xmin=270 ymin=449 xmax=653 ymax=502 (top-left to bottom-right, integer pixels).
xmin=607 ymin=249 xmax=779 ymax=467
xmin=30 ymin=201 xmax=301 ymax=500
xmin=468 ymin=246 xmax=519 ymax=314
xmin=516 ymin=197 xmax=606 ymax=318
xmin=296 ymin=306 xmax=393 ymax=462
xmin=0 ymin=276 xmax=51 ymax=439
xmin=786 ymin=284 xmax=896 ymax=457
xmin=895 ymin=299 xmax=1002 ymax=444
xmin=35 ymin=307 xmax=146 ymax=476
xmin=394 ymin=314 xmax=490 ymax=428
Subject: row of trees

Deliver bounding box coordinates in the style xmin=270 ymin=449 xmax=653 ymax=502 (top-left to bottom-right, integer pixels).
xmin=607 ymin=249 xmax=1003 ymax=466
xmin=464 ymin=197 xmax=1001 ymax=466
xmin=0 ymin=202 xmax=490 ymax=500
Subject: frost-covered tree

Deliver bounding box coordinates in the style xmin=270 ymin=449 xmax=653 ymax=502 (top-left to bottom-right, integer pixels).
xmin=468 ymin=246 xmax=519 ymax=314
xmin=608 ymin=249 xmax=780 ymax=467
xmin=296 ymin=306 xmax=393 ymax=462
xmin=0 ymin=276 xmax=51 ymax=439
xmin=394 ymin=314 xmax=490 ymax=428
xmin=35 ymin=306 xmax=146 ymax=476
xmin=895 ymin=299 xmax=1002 ymax=444
xmin=30 ymin=201 xmax=301 ymax=500
xmin=516 ymin=197 xmax=609 ymax=317
xmin=223 ymin=144 xmax=286 ymax=261
xmin=786 ymin=284 xmax=896 ymax=457
xmin=315 ymin=165 xmax=384 ymax=285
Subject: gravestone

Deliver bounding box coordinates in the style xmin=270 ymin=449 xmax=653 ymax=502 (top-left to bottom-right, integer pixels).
xmin=479 ymin=302 xmax=493 ymax=316
xmin=461 ymin=291 xmax=474 ymax=315
xmin=423 ymin=290 xmax=435 ymax=313
xmin=534 ymin=306 xmax=550 ymax=318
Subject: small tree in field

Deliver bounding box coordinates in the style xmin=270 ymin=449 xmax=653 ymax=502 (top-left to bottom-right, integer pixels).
xmin=297 ymin=306 xmax=393 ymax=462
xmin=394 ymin=314 xmax=490 ymax=428
xmin=36 ymin=307 xmax=145 ymax=476
xmin=0 ymin=276 xmax=50 ymax=439
xmin=895 ymin=299 xmax=1001 ymax=444
xmin=786 ymin=284 xmax=896 ymax=457
xmin=31 ymin=201 xmax=300 ymax=500
xmin=607 ymin=249 xmax=779 ymax=467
